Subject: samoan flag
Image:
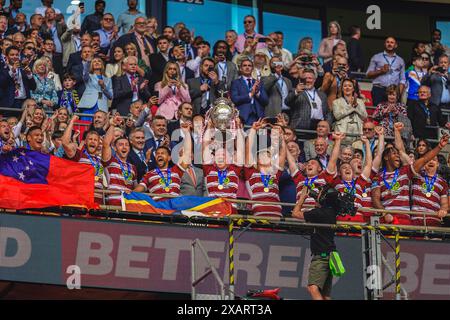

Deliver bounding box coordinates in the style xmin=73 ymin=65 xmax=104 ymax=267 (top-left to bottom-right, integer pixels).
xmin=122 ymin=191 xmax=233 ymax=217
xmin=0 ymin=148 xmax=97 ymax=210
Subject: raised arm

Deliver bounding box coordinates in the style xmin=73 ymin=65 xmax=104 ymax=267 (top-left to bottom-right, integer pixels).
xmin=360 ymin=135 xmax=373 ymax=178
xmin=61 ymin=115 xmax=79 ymax=159
xmin=292 ymin=186 xmax=309 ymax=219
xmin=102 ymin=114 xmax=121 ymax=162
xmin=245 ymin=118 xmax=264 ymax=167
xmin=413 ymin=134 xmax=449 ymax=173
xmin=372 ymin=126 xmax=385 ymax=171
xmin=326 ymin=132 xmax=345 ymax=174
xmin=202 ymin=119 xmax=214 ymax=164
xmin=179 ymin=123 xmax=192 ymax=169
xmin=235 ymin=120 xmax=245 ymax=166
xmin=393 ymin=122 xmax=411 ymax=165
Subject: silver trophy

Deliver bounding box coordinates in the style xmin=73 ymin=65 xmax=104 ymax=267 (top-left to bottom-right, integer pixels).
xmin=208 ymin=91 xmax=239 ymax=131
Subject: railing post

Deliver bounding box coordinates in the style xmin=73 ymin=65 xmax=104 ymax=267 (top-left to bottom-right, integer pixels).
xmin=395 ymin=231 xmax=401 ymax=300
xmin=191 ymin=240 xmax=197 ymax=300
xmin=228 ymin=218 xmax=235 ymax=300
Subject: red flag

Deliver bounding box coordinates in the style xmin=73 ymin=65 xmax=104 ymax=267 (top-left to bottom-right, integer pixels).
xmin=0 ymin=149 xmax=97 ymax=210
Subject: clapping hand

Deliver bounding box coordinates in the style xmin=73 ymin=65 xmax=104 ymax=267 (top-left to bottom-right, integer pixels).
xmin=374 ymin=126 xmax=384 ymax=136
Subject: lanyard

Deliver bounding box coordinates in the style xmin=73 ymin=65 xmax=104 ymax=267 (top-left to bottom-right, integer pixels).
xmin=383 ymin=53 xmax=397 ymax=69
xmin=370 ymin=139 xmax=376 ymax=153
xmin=277 ymin=75 xmax=284 ymax=91
xmin=424 ymin=174 xmax=437 ymax=192
xmin=217 ymin=168 xmax=227 ymax=185
xmin=114 ymin=155 xmax=132 ymax=181
xmin=260 ymin=172 xmax=272 ymax=189
xmin=383 ymin=168 xmax=399 ymax=190
xmin=305 ymin=176 xmax=318 ymax=189
xmin=420 ymin=103 xmax=431 ymax=119
xmin=218 ymin=62 xmax=227 ymax=78
xmin=156 ymin=167 xmax=171 ymax=188
xmin=305 ymin=89 xmax=316 ymax=102
xmin=200 ymin=76 xmax=211 ymax=86
xmin=343 ymin=179 xmax=356 ymax=195
xmin=84 ymin=149 xmax=101 ymax=176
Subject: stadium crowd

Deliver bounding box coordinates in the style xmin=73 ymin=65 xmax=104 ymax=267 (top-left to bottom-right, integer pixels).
xmin=1 ymin=0 xmax=450 ymax=227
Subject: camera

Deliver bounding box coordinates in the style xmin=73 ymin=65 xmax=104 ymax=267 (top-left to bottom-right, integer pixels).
xmin=299 ymin=55 xmax=312 ymax=63
xmin=336 ymin=66 xmax=346 ymax=73
xmin=308 ymin=186 xmax=357 ymax=216
xmin=436 ymin=67 xmax=447 ymax=74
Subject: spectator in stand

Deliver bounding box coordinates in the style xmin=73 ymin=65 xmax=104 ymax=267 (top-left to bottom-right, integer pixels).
xmin=127 ymin=127 xmax=153 ymax=182
xmin=352 ymin=120 xmax=378 ymax=155
xmin=303 ymin=120 xmax=332 ymax=161
xmin=256 ymin=33 xmax=291 ymax=69
xmin=25 ymin=126 xmax=45 ymax=152
xmin=321 ymin=55 xmax=350 ymax=109
xmin=372 ymin=122 xmax=448 ymax=225
xmin=62 ymin=115 xmax=105 ymax=204
xmin=30 ymin=58 xmax=58 ymax=111
xmin=405 ymin=55 xmax=427 ymax=106
xmin=421 ymin=54 xmax=450 ymax=110
xmin=332 ymin=78 xmax=368 ymax=145
xmin=172 ymin=27 xmax=197 ymax=62
xmin=40 ymin=7 xmax=66 ymax=57
xmin=235 ymin=15 xmax=266 ymax=54
xmin=112 ymin=56 xmax=151 ymax=116
xmin=425 ymin=29 xmax=450 ymax=65
xmin=149 ymin=36 xmax=171 ymax=91
xmin=12 ymin=31 xmax=25 ymax=51
xmin=233 ymin=36 xmax=257 ymax=67
xmin=105 ymin=46 xmax=125 ymax=78
xmin=252 ymin=50 xmax=271 ymax=79
xmin=225 ymin=29 xmax=239 ymax=57
xmin=318 ymin=21 xmax=346 ymax=65
xmin=274 ymin=31 xmax=293 ymax=68
xmin=366 ymin=36 xmax=406 ymax=106
xmin=155 ymin=61 xmax=191 ymax=120
xmin=94 ymin=13 xmax=118 ymax=56
xmin=296 ymin=37 xmax=314 ymax=57
xmin=35 ymin=0 xmax=61 ymax=17
xmin=145 ymin=17 xmax=159 ymax=40
xmin=124 ymin=42 xmax=151 ymax=79
xmin=81 ymin=0 xmax=105 ymax=35
xmin=28 ymin=13 xmax=44 ymax=35
xmin=162 ymin=25 xmax=176 ymax=46
xmin=171 ymin=44 xmax=195 ymax=83
xmin=144 ymin=115 xmax=169 ymax=152
xmin=7 ymin=12 xmax=27 ymax=35
xmin=167 ymin=102 xmax=193 ymax=138
xmin=188 ymin=57 xmax=223 ymax=115
xmin=322 ymin=42 xmax=348 ymax=74
xmin=312 ymin=137 xmax=331 ymax=168
xmin=261 ymin=56 xmax=292 ymax=118
xmin=61 ymin=26 xmax=82 ymax=69
xmin=0 ymin=15 xmax=8 ymax=40
xmin=77 ymin=57 xmax=113 ymax=115
xmin=230 ymin=58 xmax=268 ymax=125
xmin=213 ymin=40 xmax=238 ymax=91
xmin=245 ymin=119 xmax=287 ymax=217
xmin=347 ymin=25 xmax=364 ymax=72
xmin=69 ymin=44 xmax=93 ymax=97
xmin=39 ymin=37 xmax=64 ymax=79
xmin=407 ymin=85 xmax=450 ymax=140
xmin=415 ymin=139 xmax=431 ymax=159
xmin=134 ymin=123 xmax=192 ymax=200
xmin=101 ymin=114 xmax=137 ymax=205
xmin=372 ymin=85 xmax=411 ymax=139
xmin=183 ymin=40 xmax=211 ymax=78
xmin=66 ymin=32 xmax=91 ymax=71
xmin=116 ymin=0 xmax=145 ymax=35
xmin=89 ymin=110 xmax=108 ymax=136
xmin=285 ymin=68 xmax=330 ymax=132
xmin=0 ymin=46 xmax=36 ymax=110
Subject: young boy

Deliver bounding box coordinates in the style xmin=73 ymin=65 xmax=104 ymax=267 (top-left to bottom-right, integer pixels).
xmin=58 ymin=73 xmax=80 ymax=114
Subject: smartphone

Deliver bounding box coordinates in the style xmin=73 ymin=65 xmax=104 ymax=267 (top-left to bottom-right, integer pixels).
xmin=257 ymin=37 xmax=267 ymax=43
xmin=208 ymin=66 xmax=214 ymax=72
xmin=299 ymin=78 xmax=306 ymax=85
xmin=264 ymin=118 xmax=278 ymax=125
xmin=439 ymin=128 xmax=450 ymax=140
xmin=436 ymin=67 xmax=447 ymax=74
xmin=171 ymin=74 xmax=177 ymax=80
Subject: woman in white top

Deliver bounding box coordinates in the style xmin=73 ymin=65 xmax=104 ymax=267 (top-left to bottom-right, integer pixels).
xmin=105 ymin=46 xmax=125 ymax=78
xmin=332 ymin=78 xmax=367 ymax=145
xmin=40 ymin=56 xmax=62 ymax=91
xmin=318 ymin=21 xmax=346 ymax=64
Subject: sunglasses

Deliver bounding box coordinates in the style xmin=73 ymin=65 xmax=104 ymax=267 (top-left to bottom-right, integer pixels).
xmin=421 ymin=57 xmax=429 ymax=60
xmin=25 ymin=47 xmax=35 ymax=50
xmin=363 ymin=128 xmax=374 ymax=131
xmin=244 ymin=20 xmax=254 ymax=24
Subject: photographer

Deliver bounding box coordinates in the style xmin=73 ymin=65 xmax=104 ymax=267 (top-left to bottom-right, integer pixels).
xmin=290 ymin=49 xmax=323 ymax=80
xmin=421 ymin=54 xmax=450 ymax=111
xmin=321 ymin=55 xmax=349 ymax=109
xmin=187 ymin=57 xmax=223 ymax=115
xmin=0 ymin=45 xmax=37 ymax=111
xmin=292 ymin=184 xmax=350 ymax=300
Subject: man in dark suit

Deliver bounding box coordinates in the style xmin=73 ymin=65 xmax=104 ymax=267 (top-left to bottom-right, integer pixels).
xmin=171 ymin=44 xmax=195 ymax=84
xmin=81 ymin=0 xmax=105 ymax=35
xmin=149 ymin=35 xmax=170 ymax=92
xmin=213 ymin=40 xmax=239 ymax=92
xmin=261 ymin=56 xmax=293 ymax=118
xmin=111 ymin=16 xmax=156 ymax=68
xmin=421 ymin=54 xmax=450 ymax=110
xmin=407 ymin=85 xmax=450 ymax=139
xmin=128 ymin=128 xmax=153 ymax=182
xmin=170 ymin=27 xmax=197 ymax=62
xmin=230 ymin=58 xmax=269 ymax=125
xmin=180 ymin=164 xmax=205 ymax=197
xmin=167 ymin=102 xmax=193 ymax=137
xmin=188 ymin=57 xmax=224 ymax=115
xmin=111 ymin=56 xmax=152 ymax=116
xmin=39 ymin=37 xmax=63 ymax=77
xmin=39 ymin=7 xmax=66 ymax=59
xmin=0 ymin=46 xmax=36 ymax=111
xmin=69 ymin=45 xmax=93 ymax=97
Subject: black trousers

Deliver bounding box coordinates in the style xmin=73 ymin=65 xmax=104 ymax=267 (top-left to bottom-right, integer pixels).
xmin=371 ymin=85 xmax=387 ymax=107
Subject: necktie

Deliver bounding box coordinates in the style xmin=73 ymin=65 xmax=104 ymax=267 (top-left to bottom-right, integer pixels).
xmin=130 ymin=74 xmax=138 ymax=93
xmin=156 ymin=139 xmax=162 ymax=148
xmin=247 ymin=78 xmax=253 ymax=91
xmin=187 ymin=166 xmax=197 ymax=186
xmin=139 ymin=151 xmax=145 ymax=162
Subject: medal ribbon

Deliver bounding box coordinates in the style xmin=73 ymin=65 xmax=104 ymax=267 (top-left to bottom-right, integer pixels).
xmin=115 ymin=155 xmax=132 ymax=181
xmin=217 ymin=168 xmax=227 ymax=186
xmin=261 ymin=172 xmax=271 ymax=189
xmin=424 ymin=174 xmax=437 ymax=193
xmin=343 ymin=179 xmax=356 ymax=194
xmin=305 ymin=176 xmax=318 ymax=189
xmin=84 ymin=149 xmax=100 ymax=176
xmin=383 ymin=168 xmax=399 ymax=190
xmin=156 ymin=167 xmax=171 ymax=189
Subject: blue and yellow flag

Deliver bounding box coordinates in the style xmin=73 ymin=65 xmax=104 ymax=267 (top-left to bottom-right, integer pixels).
xmin=122 ymin=192 xmax=233 ymax=217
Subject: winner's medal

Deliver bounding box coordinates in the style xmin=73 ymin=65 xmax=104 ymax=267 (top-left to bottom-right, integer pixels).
xmin=424 ymin=174 xmax=437 ymax=199
xmin=264 ymin=187 xmax=269 ymax=192
xmin=218 ymin=185 xmax=224 ymax=190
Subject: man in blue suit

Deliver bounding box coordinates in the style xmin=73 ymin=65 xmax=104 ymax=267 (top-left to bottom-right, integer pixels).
xmin=230 ymin=58 xmax=268 ymax=125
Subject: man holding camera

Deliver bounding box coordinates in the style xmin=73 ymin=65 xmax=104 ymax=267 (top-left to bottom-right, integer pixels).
xmin=321 ymin=55 xmax=350 ymax=109
xmin=0 ymin=46 xmax=36 ymax=110
xmin=421 ymin=54 xmax=450 ymax=111
xmin=187 ymin=57 xmax=223 ymax=115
